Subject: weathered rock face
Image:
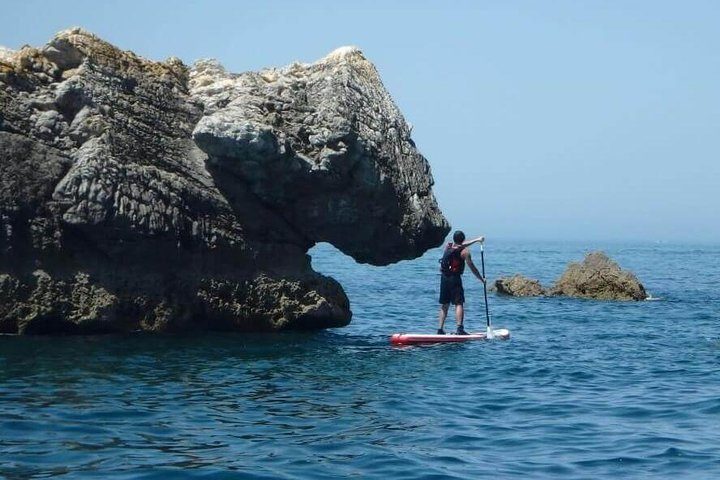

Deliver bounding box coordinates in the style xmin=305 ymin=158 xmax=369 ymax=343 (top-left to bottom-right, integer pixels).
xmin=190 ymin=47 xmax=447 ymax=264
xmin=0 ymin=29 xmax=449 ymax=334
xmin=493 ymin=275 xmax=545 ymax=297
xmin=550 ymin=252 xmax=647 ymax=301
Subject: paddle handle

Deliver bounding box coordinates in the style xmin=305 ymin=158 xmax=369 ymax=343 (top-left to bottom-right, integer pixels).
xmin=480 ymin=243 xmax=491 ymax=328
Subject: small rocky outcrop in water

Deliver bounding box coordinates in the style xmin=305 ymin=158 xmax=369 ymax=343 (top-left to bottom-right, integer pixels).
xmin=550 ymin=252 xmax=647 ymax=301
xmin=0 ymin=28 xmax=449 ymax=334
xmin=493 ymin=252 xmax=647 ymax=301
xmin=493 ymin=275 xmax=545 ymax=297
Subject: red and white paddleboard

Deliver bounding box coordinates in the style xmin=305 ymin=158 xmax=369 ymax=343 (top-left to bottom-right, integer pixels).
xmin=390 ymin=328 xmax=510 ymax=345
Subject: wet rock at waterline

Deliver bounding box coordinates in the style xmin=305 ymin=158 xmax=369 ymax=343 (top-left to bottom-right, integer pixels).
xmin=493 ymin=275 xmax=546 ymax=297
xmin=0 ymin=28 xmax=449 ymax=334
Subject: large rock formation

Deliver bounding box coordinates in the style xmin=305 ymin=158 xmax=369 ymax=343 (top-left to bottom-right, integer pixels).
xmin=493 ymin=275 xmax=545 ymax=297
xmin=550 ymin=252 xmax=647 ymax=301
xmin=0 ymin=28 xmax=449 ymax=334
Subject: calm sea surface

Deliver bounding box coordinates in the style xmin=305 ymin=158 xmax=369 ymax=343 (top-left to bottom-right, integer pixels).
xmin=1 ymin=241 xmax=719 ymax=479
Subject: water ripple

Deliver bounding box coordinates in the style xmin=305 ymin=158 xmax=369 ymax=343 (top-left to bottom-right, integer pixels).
xmin=1 ymin=241 xmax=720 ymax=478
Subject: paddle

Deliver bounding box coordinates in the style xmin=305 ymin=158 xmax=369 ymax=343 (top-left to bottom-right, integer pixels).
xmin=480 ymin=242 xmax=494 ymax=339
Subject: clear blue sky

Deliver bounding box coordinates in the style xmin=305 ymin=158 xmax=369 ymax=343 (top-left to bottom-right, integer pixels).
xmin=3 ymin=1 xmax=719 ymax=242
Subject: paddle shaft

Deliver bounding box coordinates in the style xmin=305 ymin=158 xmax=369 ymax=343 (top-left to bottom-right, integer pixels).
xmin=480 ymin=244 xmax=491 ymax=327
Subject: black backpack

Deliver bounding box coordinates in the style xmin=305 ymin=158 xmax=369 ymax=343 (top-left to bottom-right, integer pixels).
xmin=439 ymin=243 xmax=464 ymax=275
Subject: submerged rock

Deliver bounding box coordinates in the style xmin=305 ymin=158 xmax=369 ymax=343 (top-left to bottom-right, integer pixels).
xmin=493 ymin=275 xmax=546 ymax=297
xmin=550 ymin=252 xmax=647 ymax=301
xmin=0 ymin=29 xmax=449 ymax=334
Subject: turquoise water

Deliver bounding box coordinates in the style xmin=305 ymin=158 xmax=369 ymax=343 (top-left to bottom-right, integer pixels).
xmin=1 ymin=241 xmax=719 ymax=479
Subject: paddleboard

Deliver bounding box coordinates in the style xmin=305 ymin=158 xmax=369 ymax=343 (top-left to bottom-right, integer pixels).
xmin=390 ymin=328 xmax=510 ymax=345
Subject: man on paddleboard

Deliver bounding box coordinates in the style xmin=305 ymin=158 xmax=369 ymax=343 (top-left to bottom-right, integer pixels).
xmin=438 ymin=231 xmax=486 ymax=335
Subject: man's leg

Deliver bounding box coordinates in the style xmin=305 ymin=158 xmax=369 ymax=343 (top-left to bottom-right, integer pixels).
xmin=438 ymin=304 xmax=449 ymax=332
xmin=455 ymin=303 xmax=464 ymax=327
xmin=453 ymin=279 xmax=467 ymax=333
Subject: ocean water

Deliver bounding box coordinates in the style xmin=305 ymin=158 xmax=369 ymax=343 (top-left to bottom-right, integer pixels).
xmin=1 ymin=240 xmax=719 ymax=479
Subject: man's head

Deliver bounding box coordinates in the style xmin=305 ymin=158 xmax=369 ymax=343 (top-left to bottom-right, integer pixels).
xmin=453 ymin=230 xmax=465 ymax=244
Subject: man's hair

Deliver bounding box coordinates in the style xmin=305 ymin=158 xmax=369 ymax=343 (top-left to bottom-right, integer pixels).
xmin=453 ymin=230 xmax=466 ymax=244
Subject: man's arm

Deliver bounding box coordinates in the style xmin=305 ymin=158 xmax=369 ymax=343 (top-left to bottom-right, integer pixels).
xmin=461 ymin=236 xmax=485 ymax=248
xmin=462 ymin=250 xmax=485 ymax=283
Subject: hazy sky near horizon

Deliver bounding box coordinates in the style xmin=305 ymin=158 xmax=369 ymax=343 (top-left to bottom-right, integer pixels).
xmin=3 ymin=1 xmax=718 ymax=242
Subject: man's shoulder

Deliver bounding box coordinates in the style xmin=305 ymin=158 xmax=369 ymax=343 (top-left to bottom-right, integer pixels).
xmin=461 ymin=247 xmax=471 ymax=258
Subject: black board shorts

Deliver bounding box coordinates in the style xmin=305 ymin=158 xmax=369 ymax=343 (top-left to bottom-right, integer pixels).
xmin=439 ymin=274 xmax=464 ymax=305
